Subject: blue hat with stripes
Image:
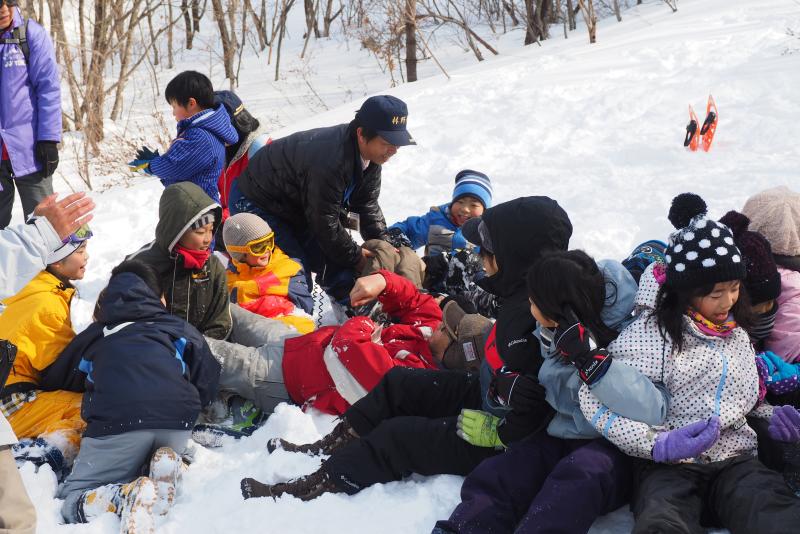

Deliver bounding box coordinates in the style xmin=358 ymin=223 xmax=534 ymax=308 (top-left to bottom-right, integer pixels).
xmin=452 ymin=170 xmax=493 ymax=208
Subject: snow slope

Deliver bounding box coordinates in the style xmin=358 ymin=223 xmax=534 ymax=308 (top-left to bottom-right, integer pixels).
xmin=16 ymin=0 xmax=800 ymax=532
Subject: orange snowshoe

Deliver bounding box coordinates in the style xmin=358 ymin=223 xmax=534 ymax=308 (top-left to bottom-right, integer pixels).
xmin=700 ymin=94 xmax=718 ymax=152
xmin=684 ymin=105 xmax=700 ymax=151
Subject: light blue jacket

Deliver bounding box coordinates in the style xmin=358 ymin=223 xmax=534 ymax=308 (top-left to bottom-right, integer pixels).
xmin=537 ymin=259 xmax=670 ymax=440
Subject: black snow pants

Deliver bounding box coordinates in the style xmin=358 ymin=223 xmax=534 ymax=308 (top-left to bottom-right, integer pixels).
xmin=631 ymin=454 xmax=800 ymax=534
xmin=322 ymin=367 xmax=499 ymax=494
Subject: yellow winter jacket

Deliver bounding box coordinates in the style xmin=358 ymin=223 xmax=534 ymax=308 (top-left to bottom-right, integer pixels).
xmin=0 ymin=270 xmax=75 ymax=389
xmin=227 ymin=246 xmax=315 ymax=334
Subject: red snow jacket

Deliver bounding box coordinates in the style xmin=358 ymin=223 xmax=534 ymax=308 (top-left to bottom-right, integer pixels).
xmin=282 ymin=270 xmax=442 ymax=415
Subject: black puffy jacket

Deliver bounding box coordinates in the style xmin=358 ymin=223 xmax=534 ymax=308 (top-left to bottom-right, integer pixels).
xmin=55 ymin=272 xmax=221 ymax=438
xmin=476 ymin=196 xmax=573 ymax=445
xmin=236 ymin=123 xmax=387 ymax=267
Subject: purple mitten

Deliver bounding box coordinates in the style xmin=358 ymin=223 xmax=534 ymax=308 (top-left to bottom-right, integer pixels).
xmin=768 ymin=406 xmax=800 ymax=443
xmin=652 ymin=416 xmax=720 ymax=463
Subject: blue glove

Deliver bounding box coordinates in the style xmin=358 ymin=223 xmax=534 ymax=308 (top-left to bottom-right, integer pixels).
xmin=128 ymin=146 xmax=159 ymax=174
xmin=758 ymin=351 xmax=800 ymax=395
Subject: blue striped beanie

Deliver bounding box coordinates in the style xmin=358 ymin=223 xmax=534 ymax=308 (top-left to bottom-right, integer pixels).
xmin=452 ymin=170 xmax=492 ymax=208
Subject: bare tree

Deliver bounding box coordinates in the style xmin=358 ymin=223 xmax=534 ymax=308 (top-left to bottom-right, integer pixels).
xmin=663 ymin=0 xmax=677 ymax=12
xmin=576 ymin=0 xmax=597 ymax=43
xmin=404 ymin=0 xmax=417 ymax=82
xmin=211 ymin=0 xmax=238 ymax=87
xmin=322 ymin=0 xmax=343 ymax=37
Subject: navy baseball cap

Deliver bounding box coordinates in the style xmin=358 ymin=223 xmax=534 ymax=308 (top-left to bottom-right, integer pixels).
xmin=355 ymin=95 xmax=416 ymax=147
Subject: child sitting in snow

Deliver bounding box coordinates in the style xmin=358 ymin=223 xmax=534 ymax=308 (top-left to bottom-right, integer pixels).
xmin=579 ymin=193 xmax=800 ymax=533
xmin=128 ymin=71 xmax=238 ymax=204
xmin=55 ymin=260 xmax=220 ymax=532
xmin=0 ymin=226 xmax=91 ymax=479
xmin=222 ymin=213 xmax=314 ymax=334
xmin=128 ymin=182 xmax=231 ymax=340
xmin=387 ymin=169 xmax=492 ymax=257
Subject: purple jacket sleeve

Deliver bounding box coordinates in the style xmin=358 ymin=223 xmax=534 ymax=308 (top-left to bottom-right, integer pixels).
xmin=27 ymin=21 xmax=61 ymax=142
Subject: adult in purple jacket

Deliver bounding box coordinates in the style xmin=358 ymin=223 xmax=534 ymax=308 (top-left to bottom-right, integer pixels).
xmin=0 ymin=0 xmax=61 ymax=229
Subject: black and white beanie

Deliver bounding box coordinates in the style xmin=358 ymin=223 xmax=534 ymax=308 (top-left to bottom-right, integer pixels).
xmin=664 ymin=193 xmax=746 ymax=289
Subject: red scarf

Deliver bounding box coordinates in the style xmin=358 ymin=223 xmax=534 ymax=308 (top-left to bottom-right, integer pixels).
xmin=174 ymin=245 xmax=210 ymax=270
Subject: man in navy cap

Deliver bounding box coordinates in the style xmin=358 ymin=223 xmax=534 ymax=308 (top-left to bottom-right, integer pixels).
xmin=230 ymin=95 xmax=415 ymax=310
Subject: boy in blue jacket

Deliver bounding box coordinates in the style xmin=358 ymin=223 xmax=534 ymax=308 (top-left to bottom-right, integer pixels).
xmin=388 ymin=169 xmax=492 ymax=256
xmin=128 ymin=71 xmax=238 ymax=204
xmin=54 ymin=260 xmax=220 ymax=533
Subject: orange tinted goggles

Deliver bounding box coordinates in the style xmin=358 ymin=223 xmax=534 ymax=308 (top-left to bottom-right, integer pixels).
xmin=227 ymin=233 xmax=275 ymax=256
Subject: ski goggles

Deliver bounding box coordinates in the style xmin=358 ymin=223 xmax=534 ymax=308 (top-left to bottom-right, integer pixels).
xmin=61 ymin=223 xmax=93 ymax=245
xmin=227 ymin=232 xmax=275 ymax=256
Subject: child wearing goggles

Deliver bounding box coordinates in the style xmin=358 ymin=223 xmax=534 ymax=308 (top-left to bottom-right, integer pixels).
xmin=223 ymin=213 xmax=314 ymax=334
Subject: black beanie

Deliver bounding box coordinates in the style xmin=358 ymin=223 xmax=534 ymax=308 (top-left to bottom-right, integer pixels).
xmin=719 ymin=210 xmax=782 ymax=305
xmin=664 ymin=193 xmax=746 ymax=289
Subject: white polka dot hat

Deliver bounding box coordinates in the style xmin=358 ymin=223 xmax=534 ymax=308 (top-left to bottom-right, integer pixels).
xmin=664 ymin=193 xmax=746 ymax=289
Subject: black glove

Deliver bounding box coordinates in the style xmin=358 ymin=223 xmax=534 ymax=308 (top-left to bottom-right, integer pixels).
xmin=136 ymin=146 xmax=160 ymax=161
xmin=553 ymin=320 xmax=612 ymax=385
xmin=384 ymin=227 xmax=412 ymax=249
xmin=491 ymin=369 xmax=546 ymax=408
xmin=35 ymin=141 xmax=59 ymax=177
xmin=422 ymin=253 xmax=448 ymax=290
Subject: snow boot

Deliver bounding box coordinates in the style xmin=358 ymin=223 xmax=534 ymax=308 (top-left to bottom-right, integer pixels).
xmin=11 ymin=437 xmax=66 ymax=480
xmin=77 ymin=476 xmax=157 ymax=533
xmin=149 ymin=447 xmax=182 ymax=516
xmin=241 ymin=468 xmax=342 ymax=501
xmin=267 ymin=419 xmax=357 ymax=456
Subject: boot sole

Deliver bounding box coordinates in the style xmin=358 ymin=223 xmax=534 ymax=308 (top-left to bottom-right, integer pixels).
xmin=119 ymin=477 xmax=157 ymax=534
xmin=149 ymin=447 xmax=181 ymax=516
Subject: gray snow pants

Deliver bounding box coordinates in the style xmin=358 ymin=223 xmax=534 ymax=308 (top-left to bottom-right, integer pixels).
xmin=205 ymin=304 xmax=303 ymax=414
xmin=57 ymin=429 xmax=191 ymax=524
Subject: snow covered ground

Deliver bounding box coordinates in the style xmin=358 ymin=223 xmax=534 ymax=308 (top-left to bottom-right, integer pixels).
xmin=11 ymin=0 xmax=800 ymax=531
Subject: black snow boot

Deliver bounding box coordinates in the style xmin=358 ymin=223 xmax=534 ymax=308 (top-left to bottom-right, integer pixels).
xmin=267 ymin=419 xmax=358 ymax=456
xmin=241 ymin=468 xmax=342 ymax=501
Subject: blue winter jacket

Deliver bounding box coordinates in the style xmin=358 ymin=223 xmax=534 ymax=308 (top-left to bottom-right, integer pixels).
xmin=59 ymin=272 xmax=221 ymax=438
xmin=537 ymin=259 xmax=670 ymax=440
xmin=390 ymin=203 xmax=468 ymax=255
xmin=0 ymin=8 xmax=61 ymax=178
xmin=150 ymin=104 xmax=239 ymax=203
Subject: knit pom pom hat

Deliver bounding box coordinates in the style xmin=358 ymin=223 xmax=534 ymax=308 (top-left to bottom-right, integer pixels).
xmin=718 ymin=210 xmax=781 ymax=305
xmin=664 ymin=193 xmax=746 ymax=289
xmin=452 ymin=170 xmax=492 ymax=209
xmin=741 ymin=186 xmax=800 ymax=258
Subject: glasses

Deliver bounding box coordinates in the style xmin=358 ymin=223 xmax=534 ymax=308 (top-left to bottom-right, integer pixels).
xmin=61 ymin=224 xmax=93 ymax=245
xmin=227 ymin=232 xmax=275 ymax=256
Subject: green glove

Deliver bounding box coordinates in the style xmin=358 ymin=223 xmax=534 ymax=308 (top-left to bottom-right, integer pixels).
xmin=456 ymin=409 xmax=504 ymax=448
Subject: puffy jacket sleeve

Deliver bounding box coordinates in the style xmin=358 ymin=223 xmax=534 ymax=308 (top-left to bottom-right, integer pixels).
xmin=579 ymin=385 xmax=659 ymax=459
xmin=304 ymin=163 xmax=361 ymax=267
xmin=767 ymin=269 xmax=800 ymax=363
xmin=588 ymin=360 xmax=670 ymax=426
xmin=150 ymin=128 xmax=217 ymax=186
xmin=390 ymin=212 xmax=434 ymax=250
xmin=28 ymin=22 xmax=61 ymax=142
xmin=351 ymin=169 xmax=386 ymax=241
xmin=183 ymin=327 xmax=221 ymax=407
xmin=0 ymin=219 xmax=60 ymax=299
xmin=329 ymin=317 xmax=396 ymax=396
xmin=201 ymin=259 xmax=232 ymax=340
xmin=376 ymin=270 xmax=441 ymax=331
xmin=21 ymin=308 xmax=74 ymax=373
xmin=38 ymin=322 xmax=104 ymax=392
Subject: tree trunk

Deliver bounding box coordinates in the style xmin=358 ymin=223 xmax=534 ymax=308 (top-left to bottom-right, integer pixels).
xmin=322 ymin=0 xmax=341 ymax=37
xmin=182 ymin=0 xmax=194 ymax=49
xmin=577 ymin=0 xmax=596 ymax=43
xmin=613 ymin=0 xmax=621 ymax=22
xmin=211 ymin=0 xmax=236 ymax=86
xmin=167 ymin=1 xmax=174 ymax=68
xmin=404 ymin=0 xmax=417 ymax=82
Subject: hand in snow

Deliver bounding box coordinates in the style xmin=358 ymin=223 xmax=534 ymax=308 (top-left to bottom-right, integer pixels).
xmin=33 ymin=192 xmax=95 ymax=241
xmin=768 ymin=406 xmax=800 ymax=443
xmin=350 ymin=272 xmax=387 ymax=307
xmin=652 ymin=416 xmax=720 ymax=463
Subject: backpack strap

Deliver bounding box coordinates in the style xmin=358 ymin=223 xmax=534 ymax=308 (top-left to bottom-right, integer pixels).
xmin=1 ymin=19 xmax=30 ymax=64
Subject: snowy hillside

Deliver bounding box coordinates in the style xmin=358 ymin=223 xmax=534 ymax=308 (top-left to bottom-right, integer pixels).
xmin=16 ymin=0 xmax=800 ymax=532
